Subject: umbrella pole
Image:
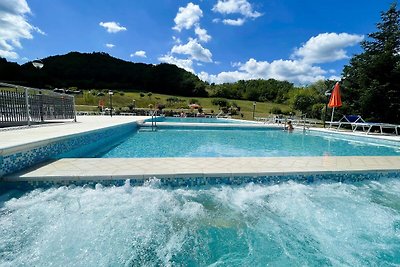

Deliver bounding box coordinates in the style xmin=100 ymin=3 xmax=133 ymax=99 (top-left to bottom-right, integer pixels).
xmin=330 ymin=107 xmax=335 ymax=123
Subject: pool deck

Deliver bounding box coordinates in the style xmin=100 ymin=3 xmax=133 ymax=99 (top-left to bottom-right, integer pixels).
xmin=4 ymin=156 xmax=400 ymax=182
xmin=1 ymin=116 xmax=400 ymax=183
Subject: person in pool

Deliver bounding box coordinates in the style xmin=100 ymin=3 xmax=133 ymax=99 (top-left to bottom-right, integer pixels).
xmin=285 ymin=121 xmax=294 ymax=132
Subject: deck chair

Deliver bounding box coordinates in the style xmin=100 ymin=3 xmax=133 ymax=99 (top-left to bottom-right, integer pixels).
xmin=328 ymin=115 xmax=365 ymax=130
xmin=329 ymin=115 xmax=399 ymax=135
xmin=352 ymin=122 xmax=399 ymax=135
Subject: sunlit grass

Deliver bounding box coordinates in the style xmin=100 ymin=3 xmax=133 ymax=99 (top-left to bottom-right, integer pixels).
xmin=75 ymin=91 xmax=292 ymax=120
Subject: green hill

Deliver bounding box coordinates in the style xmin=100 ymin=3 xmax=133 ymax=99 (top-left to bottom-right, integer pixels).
xmin=0 ymin=52 xmax=208 ymax=97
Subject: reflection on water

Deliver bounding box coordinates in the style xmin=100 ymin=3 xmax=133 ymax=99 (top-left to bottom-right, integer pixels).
xmin=1 ymin=179 xmax=400 ymax=266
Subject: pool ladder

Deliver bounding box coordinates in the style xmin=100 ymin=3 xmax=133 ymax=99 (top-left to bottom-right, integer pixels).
xmin=150 ymin=110 xmax=157 ymax=131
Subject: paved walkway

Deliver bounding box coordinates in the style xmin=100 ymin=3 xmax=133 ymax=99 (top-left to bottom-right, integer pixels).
xmin=0 ymin=116 xmax=147 ymax=153
xmin=4 ymin=156 xmax=400 ymax=182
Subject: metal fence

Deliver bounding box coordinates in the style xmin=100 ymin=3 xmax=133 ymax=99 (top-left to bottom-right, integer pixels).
xmin=0 ymin=82 xmax=76 ymax=127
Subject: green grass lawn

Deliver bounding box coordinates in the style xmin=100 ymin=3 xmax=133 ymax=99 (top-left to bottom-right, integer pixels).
xmin=75 ymin=91 xmax=292 ymax=120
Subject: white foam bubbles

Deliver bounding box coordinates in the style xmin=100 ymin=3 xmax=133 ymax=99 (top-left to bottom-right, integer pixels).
xmin=0 ymin=179 xmax=399 ymax=266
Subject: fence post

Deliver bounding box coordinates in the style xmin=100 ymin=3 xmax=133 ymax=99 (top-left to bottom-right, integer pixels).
xmin=24 ymin=87 xmax=31 ymax=126
xmin=73 ymin=95 xmax=77 ymax=122
xmin=39 ymin=91 xmax=44 ymax=122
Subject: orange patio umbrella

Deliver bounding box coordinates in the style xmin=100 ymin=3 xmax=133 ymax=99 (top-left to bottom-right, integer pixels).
xmin=328 ymin=82 xmax=342 ymax=122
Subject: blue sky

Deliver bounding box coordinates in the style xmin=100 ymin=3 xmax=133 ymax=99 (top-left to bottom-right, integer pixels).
xmin=0 ymin=0 xmax=395 ymax=84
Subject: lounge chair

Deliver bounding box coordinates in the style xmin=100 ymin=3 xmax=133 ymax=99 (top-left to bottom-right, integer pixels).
xmin=328 ymin=115 xmax=365 ymax=130
xmin=352 ymin=122 xmax=399 ymax=135
xmin=329 ymin=115 xmax=399 ymax=135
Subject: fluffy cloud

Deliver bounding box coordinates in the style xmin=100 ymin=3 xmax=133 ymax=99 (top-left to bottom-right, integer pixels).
xmin=173 ymin=3 xmax=203 ymax=31
xmin=292 ymin=32 xmax=364 ymax=64
xmin=161 ymin=3 xmax=213 ymax=73
xmin=158 ymin=54 xmax=194 ymax=73
xmin=0 ymin=0 xmax=45 ymax=60
xmin=213 ymin=0 xmax=262 ymax=18
xmin=201 ymin=58 xmax=326 ymax=84
xmin=222 ymin=18 xmax=245 ymax=26
xmin=130 ymin=50 xmax=147 ymax=58
xmin=105 ymin=43 xmax=115 ymax=48
xmin=172 ymin=36 xmax=182 ymax=44
xmin=99 ymin=21 xmax=127 ymax=33
xmin=0 ymin=50 xmax=19 ymax=60
xmin=212 ymin=0 xmax=262 ymax=25
xmin=194 ymin=26 xmax=211 ymax=43
xmin=199 ymin=32 xmax=363 ymax=85
xmin=171 ymin=39 xmax=212 ymax=63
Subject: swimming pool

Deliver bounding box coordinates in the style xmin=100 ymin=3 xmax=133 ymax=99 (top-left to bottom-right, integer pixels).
xmin=1 ymin=118 xmax=400 ymax=266
xmin=1 ymin=179 xmax=399 ymax=266
xmin=146 ymin=116 xmax=253 ymax=124
xmin=96 ymin=127 xmax=400 ymax=158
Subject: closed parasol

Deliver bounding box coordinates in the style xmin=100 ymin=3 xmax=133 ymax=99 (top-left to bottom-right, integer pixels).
xmin=328 ymin=82 xmax=342 ymax=123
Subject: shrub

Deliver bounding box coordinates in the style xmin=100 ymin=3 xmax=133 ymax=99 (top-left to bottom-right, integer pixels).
xmin=310 ymin=103 xmax=325 ymax=120
xmin=270 ymin=107 xmax=282 ymax=114
xmin=211 ymin=98 xmax=229 ymax=107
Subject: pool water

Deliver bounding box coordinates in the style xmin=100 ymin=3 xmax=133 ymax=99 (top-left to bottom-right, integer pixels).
xmin=98 ymin=128 xmax=400 ymax=158
xmin=147 ymin=117 xmax=251 ymax=124
xmin=1 ymin=179 xmax=399 ymax=266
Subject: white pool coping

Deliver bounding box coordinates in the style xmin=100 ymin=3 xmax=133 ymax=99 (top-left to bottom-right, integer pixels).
xmin=0 ymin=116 xmax=147 ymax=155
xmin=1 ymin=116 xmax=400 ymax=182
xmin=4 ymin=156 xmax=400 ymax=182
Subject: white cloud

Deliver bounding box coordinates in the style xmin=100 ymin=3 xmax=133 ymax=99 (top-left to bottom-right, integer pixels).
xmin=173 ymin=3 xmax=203 ymax=32
xmin=130 ymin=50 xmax=147 ymax=58
xmin=223 ymin=18 xmax=245 ymax=26
xmin=201 ymin=58 xmax=326 ymax=85
xmin=105 ymin=43 xmax=115 ymax=48
xmin=158 ymin=54 xmax=194 ymax=73
xmin=213 ymin=0 xmax=262 ymax=18
xmin=212 ymin=0 xmax=262 ymax=26
xmin=0 ymin=50 xmax=19 ymax=60
xmin=172 ymin=36 xmax=182 ymax=44
xmin=32 ymin=26 xmax=45 ymax=35
xmin=171 ymin=39 xmax=212 ymax=63
xmin=0 ymin=0 xmax=45 ymax=60
xmin=329 ymin=75 xmax=341 ymax=81
xmin=292 ymin=32 xmax=364 ymax=64
xmin=99 ymin=21 xmax=127 ymax=33
xmin=198 ymin=32 xmax=364 ymax=85
xmin=194 ymin=26 xmax=211 ymax=43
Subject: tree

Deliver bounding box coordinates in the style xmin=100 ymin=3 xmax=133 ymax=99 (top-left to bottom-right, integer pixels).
xmin=342 ymin=2 xmax=400 ymax=123
xmin=1 ymin=52 xmax=209 ymax=97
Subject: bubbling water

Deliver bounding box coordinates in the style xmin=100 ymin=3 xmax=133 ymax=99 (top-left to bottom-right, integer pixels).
xmin=1 ymin=179 xmax=400 ymax=266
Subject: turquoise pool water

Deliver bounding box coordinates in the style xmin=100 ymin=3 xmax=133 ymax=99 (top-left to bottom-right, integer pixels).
xmin=146 ymin=117 xmax=252 ymax=123
xmin=1 ymin=179 xmax=399 ymax=266
xmin=98 ymin=128 xmax=400 ymax=158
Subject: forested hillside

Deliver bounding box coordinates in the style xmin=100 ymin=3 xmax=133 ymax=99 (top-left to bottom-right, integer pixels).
xmin=0 ymin=52 xmax=208 ymax=97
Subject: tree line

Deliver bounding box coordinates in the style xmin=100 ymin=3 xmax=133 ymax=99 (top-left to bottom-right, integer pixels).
xmin=0 ymin=52 xmax=208 ymax=97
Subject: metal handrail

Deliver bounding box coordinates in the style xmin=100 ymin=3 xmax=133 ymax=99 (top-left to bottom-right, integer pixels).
xmin=151 ymin=110 xmax=157 ymax=131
